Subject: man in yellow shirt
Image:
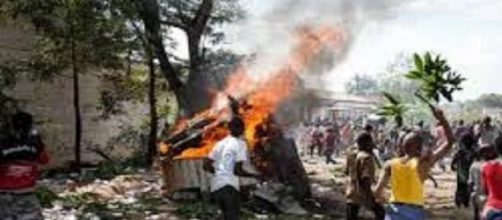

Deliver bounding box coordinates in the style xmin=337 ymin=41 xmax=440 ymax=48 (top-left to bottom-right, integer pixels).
xmin=374 ymin=108 xmax=454 ymax=220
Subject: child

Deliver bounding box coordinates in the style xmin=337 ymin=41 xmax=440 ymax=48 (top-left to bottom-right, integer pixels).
xmin=374 ymin=108 xmax=454 ymax=220
xmin=346 ymin=132 xmax=385 ymax=220
xmin=0 ymin=111 xmax=49 ymax=220
xmin=203 ymin=117 xmax=260 ymax=220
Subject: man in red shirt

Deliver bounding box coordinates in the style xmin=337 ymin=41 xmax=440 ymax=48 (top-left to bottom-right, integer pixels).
xmin=0 ymin=111 xmax=49 ymax=220
xmin=481 ymin=134 xmax=502 ymax=220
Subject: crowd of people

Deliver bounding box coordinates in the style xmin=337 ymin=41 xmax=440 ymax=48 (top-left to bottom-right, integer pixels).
xmin=293 ymin=110 xmax=502 ymax=220
xmin=2 ymin=107 xmax=502 ymax=220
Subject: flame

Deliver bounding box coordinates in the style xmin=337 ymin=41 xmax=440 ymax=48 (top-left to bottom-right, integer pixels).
xmin=170 ymin=25 xmax=345 ymax=159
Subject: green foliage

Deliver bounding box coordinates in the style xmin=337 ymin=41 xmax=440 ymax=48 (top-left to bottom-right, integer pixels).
xmin=2 ymin=0 xmax=132 ymax=72
xmin=377 ymin=92 xmax=407 ymax=126
xmin=158 ymin=0 xmax=245 ymax=46
xmin=98 ymin=70 xmax=149 ymax=119
xmin=476 ymin=93 xmax=502 ymax=108
xmin=345 ymin=74 xmax=379 ymax=96
xmin=345 ymin=54 xmax=429 ymax=123
xmin=35 ymin=186 xmax=60 ymax=208
xmin=378 ymin=55 xmax=422 ymax=104
xmin=0 ymin=0 xmax=134 ymax=135
xmin=174 ymin=200 xmax=220 ymax=219
xmin=0 ymin=0 xmax=134 ymax=87
xmin=405 ymin=52 xmax=466 ymax=103
xmin=59 ymin=193 xmax=166 ymax=219
xmin=93 ymin=160 xmax=136 ymax=180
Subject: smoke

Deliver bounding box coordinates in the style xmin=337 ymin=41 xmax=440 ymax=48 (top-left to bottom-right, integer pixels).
xmin=225 ymin=0 xmax=407 ymax=124
xmin=234 ymin=0 xmax=403 ymax=84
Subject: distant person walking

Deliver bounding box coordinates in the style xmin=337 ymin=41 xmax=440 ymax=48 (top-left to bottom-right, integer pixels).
xmin=309 ymin=124 xmax=324 ymax=157
xmin=324 ymin=128 xmax=338 ymax=164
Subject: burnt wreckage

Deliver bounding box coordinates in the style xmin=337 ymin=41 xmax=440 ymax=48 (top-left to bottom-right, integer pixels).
xmin=159 ymin=95 xmax=311 ymax=214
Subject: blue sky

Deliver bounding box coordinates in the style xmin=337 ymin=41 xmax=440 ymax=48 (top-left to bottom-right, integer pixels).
xmin=235 ymin=0 xmax=502 ymax=100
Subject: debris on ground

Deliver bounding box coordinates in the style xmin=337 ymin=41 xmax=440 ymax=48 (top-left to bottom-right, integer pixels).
xmin=38 ymin=155 xmax=472 ymax=220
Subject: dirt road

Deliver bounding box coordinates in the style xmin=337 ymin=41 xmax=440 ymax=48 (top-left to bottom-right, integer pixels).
xmin=303 ymin=156 xmax=474 ymax=220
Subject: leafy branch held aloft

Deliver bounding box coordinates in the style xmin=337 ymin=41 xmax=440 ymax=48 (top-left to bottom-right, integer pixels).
xmin=377 ymin=92 xmax=407 ymax=127
xmin=406 ymin=52 xmax=466 ymax=107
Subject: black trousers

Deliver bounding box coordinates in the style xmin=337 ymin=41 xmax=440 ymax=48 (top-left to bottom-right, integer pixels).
xmin=473 ymin=202 xmax=480 ymax=220
xmin=346 ymin=202 xmax=385 ymax=220
xmin=455 ymin=181 xmax=470 ymax=208
xmin=325 ymin=153 xmax=337 ymax=164
xmin=212 ymin=185 xmax=241 ymax=220
xmin=310 ymin=142 xmax=323 ymax=157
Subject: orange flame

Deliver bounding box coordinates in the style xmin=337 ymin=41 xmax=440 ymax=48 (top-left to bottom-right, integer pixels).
xmin=172 ymin=25 xmax=345 ymax=159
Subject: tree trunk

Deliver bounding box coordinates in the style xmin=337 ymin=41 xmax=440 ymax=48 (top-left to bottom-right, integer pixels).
xmin=147 ymin=53 xmax=158 ymax=167
xmin=70 ymin=28 xmax=82 ymax=169
xmin=187 ymin=0 xmax=214 ymax=81
xmin=137 ymin=0 xmax=216 ymax=117
xmin=138 ymin=0 xmax=192 ymax=115
xmin=183 ymin=0 xmax=215 ymax=114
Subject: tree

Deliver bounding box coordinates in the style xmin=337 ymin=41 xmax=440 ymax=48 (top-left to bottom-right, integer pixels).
xmin=476 ymin=93 xmax=502 ymax=108
xmin=1 ymin=0 xmax=131 ymax=168
xmin=345 ymin=74 xmax=379 ymax=96
xmin=129 ymin=0 xmax=245 ymax=116
xmin=98 ymin=0 xmax=244 ymax=165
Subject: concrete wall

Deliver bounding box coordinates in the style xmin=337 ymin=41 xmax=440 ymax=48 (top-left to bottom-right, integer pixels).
xmin=0 ymin=20 xmax=144 ymax=167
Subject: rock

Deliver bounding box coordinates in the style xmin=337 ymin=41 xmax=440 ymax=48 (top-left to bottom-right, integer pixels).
xmin=254 ymin=214 xmax=269 ymax=219
xmin=112 ymin=212 xmax=124 ymax=218
xmin=276 ymin=195 xmax=308 ymax=215
xmin=313 ymin=214 xmax=324 ymax=219
xmin=307 ymin=170 xmax=318 ymax=176
xmin=83 ymin=212 xmax=101 ymax=220
xmin=253 ymin=182 xmax=307 ymax=215
xmin=69 ymin=173 xmax=80 ymax=178
xmin=107 ymin=203 xmax=119 ymax=209
xmin=66 ymin=180 xmax=78 ymax=192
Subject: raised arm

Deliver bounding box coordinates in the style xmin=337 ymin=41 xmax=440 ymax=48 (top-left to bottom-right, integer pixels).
xmin=429 ymin=109 xmax=454 ymax=166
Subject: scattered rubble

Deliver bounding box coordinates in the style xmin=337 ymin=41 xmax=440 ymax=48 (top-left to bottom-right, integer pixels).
xmin=38 ymin=155 xmax=471 ymax=220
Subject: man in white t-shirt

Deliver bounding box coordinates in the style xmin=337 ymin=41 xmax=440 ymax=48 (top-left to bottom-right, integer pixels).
xmin=203 ymin=117 xmax=260 ymax=220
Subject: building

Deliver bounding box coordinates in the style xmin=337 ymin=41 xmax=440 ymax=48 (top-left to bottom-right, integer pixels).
xmin=305 ymin=89 xmax=381 ymax=122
